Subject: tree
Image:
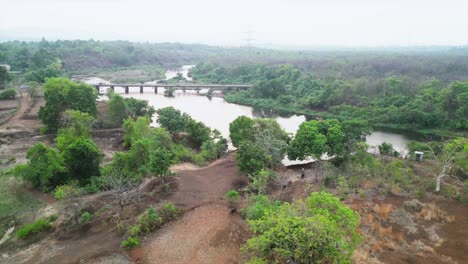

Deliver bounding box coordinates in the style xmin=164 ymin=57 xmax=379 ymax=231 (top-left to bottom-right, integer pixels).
xmin=254 ymin=128 xmax=288 ymax=168
xmin=149 ymin=147 xmax=173 ymax=177
xmin=39 ymin=78 xmax=97 ymax=132
xmin=108 ymin=92 xmax=129 ymax=126
xmin=12 ymin=143 xmax=67 ymax=192
xmin=123 ymin=116 xmax=152 ymax=148
xmin=63 ymin=138 xmax=102 ymax=186
xmin=430 ymin=138 xmax=468 ymax=192
xmin=288 ymin=119 xmax=344 ymax=160
xmin=156 ymin=107 xmax=186 ymax=134
xmin=229 ymin=116 xmax=255 ymax=147
xmin=236 ymin=141 xmax=269 ymax=175
xmin=0 ymin=66 xmax=11 ymax=89
xmin=243 ymin=192 xmax=362 ymax=264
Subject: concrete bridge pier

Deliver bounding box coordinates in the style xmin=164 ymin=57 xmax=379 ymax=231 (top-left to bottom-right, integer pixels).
xmin=125 ymin=86 xmax=129 ymax=94
xmin=110 ymin=86 xmax=115 ymax=92
xmin=140 ymin=86 xmax=144 ymax=93
xmin=196 ymin=88 xmax=200 ymax=94
xmin=154 ymin=87 xmax=158 ymax=94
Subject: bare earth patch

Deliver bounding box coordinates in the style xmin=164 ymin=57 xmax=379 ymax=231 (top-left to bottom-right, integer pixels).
xmin=132 ymin=205 xmax=248 ymax=264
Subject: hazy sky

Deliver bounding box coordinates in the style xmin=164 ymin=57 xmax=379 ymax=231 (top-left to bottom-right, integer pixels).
xmin=1 ymin=0 xmax=467 ymax=46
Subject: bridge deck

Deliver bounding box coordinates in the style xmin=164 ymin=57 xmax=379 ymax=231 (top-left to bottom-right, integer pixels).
xmin=91 ymin=83 xmax=252 ymax=88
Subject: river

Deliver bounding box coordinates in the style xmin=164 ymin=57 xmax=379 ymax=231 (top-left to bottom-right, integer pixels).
xmin=77 ymin=66 xmax=414 ymax=163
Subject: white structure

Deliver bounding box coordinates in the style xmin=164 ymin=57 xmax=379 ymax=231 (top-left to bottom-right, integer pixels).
xmin=414 ymin=151 xmax=424 ymax=161
xmin=0 ymin=64 xmax=11 ymax=71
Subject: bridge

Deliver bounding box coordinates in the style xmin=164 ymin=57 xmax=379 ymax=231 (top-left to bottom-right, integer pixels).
xmin=90 ymin=83 xmax=252 ymax=94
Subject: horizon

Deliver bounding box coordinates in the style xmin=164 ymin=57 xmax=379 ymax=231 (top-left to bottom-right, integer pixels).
xmin=2 ymin=0 xmax=468 ymax=47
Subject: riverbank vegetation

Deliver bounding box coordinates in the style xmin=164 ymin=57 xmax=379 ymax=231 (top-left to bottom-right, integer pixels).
xmin=191 ymin=63 xmax=468 ymax=136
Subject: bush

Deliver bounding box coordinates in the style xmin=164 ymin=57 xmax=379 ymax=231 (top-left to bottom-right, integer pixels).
xmin=0 ymin=88 xmax=16 ymax=99
xmin=16 ymin=218 xmax=52 ymax=239
xmin=243 ymin=195 xmax=280 ymax=221
xmin=121 ymin=236 xmax=140 ymax=249
xmin=159 ymin=202 xmax=179 ymax=222
xmin=80 ymin=212 xmax=91 ymax=223
xmin=226 ymin=190 xmax=239 ymax=203
xmin=48 ymin=214 xmax=58 ymax=222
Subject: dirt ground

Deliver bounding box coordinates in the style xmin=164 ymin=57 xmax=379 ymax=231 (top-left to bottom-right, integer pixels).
xmin=131 ymin=205 xmax=249 ymax=264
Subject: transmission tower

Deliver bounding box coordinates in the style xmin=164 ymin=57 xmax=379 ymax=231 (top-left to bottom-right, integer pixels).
xmin=242 ymin=29 xmax=255 ymax=48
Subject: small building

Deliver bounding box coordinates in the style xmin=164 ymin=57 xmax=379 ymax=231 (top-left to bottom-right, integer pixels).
xmin=414 ymin=151 xmax=424 ymax=161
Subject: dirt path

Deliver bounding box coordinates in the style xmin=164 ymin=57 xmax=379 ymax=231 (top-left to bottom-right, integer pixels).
xmin=0 ymin=94 xmax=29 ymax=129
xmin=131 ymin=154 xmax=249 ymax=264
xmin=132 ymin=205 xmax=249 ymax=264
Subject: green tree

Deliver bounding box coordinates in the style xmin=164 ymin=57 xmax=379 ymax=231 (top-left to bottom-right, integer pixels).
xmin=243 ymin=192 xmax=361 ymax=264
xmin=63 ymin=138 xmax=102 ymax=186
xmin=236 ymin=141 xmax=269 ymax=175
xmin=229 ymin=116 xmax=255 ymax=147
xmin=39 ymin=78 xmax=97 ymax=132
xmin=156 ymin=107 xmax=187 ymax=134
xmin=13 ymin=143 xmax=67 ymax=192
xmin=288 ymin=119 xmax=344 ymax=160
xmin=108 ymin=92 xmax=129 ymax=126
xmin=149 ymin=147 xmax=174 ymax=177
xmin=0 ymin=66 xmax=11 ymax=89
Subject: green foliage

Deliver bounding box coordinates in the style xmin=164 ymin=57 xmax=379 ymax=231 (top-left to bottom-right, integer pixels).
xmin=108 ymin=92 xmax=129 ymax=126
xmin=236 ymin=141 xmax=269 ymax=176
xmin=80 ymin=212 xmax=91 ymax=223
xmin=243 ymin=195 xmax=281 ymax=221
xmin=288 ymin=119 xmax=344 ymax=160
xmin=123 ymin=116 xmax=151 ymax=147
xmin=121 ymin=236 xmax=140 ymax=249
xmin=149 ymin=147 xmax=174 ymax=176
xmin=16 ymin=218 xmax=52 ymax=239
xmin=0 ymin=66 xmax=11 ymax=88
xmin=156 ymin=107 xmax=187 ymax=134
xmin=226 ymin=190 xmax=239 ymax=203
xmin=378 ymin=142 xmax=399 ymax=156
xmin=229 ymin=116 xmax=255 ymax=148
xmin=159 ymin=202 xmax=179 ymax=222
xmin=243 ymin=192 xmax=361 ymax=264
xmin=13 ymin=143 xmax=67 ymax=192
xmin=0 ymin=88 xmax=16 ymax=99
xmin=53 ymin=181 xmax=82 ymax=200
xmin=39 ymin=78 xmax=97 ymax=132
xmin=63 ymin=138 xmax=102 ymax=185
xmin=248 ymin=169 xmax=273 ymax=194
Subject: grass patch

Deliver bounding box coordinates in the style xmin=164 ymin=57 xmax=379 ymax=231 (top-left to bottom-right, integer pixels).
xmin=0 ymin=172 xmax=43 ymax=235
xmin=16 ymin=217 xmax=52 ymax=239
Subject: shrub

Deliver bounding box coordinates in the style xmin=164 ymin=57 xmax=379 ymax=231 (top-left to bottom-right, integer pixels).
xmin=80 ymin=212 xmax=91 ymax=223
xmin=159 ymin=202 xmax=179 ymax=222
xmin=0 ymin=88 xmax=16 ymax=99
xmin=121 ymin=236 xmax=140 ymax=249
xmin=16 ymin=218 xmax=52 ymax=239
xmin=243 ymin=195 xmax=280 ymax=221
xmin=130 ymin=224 xmax=142 ymax=236
xmin=48 ymin=214 xmax=58 ymax=222
xmin=226 ymin=190 xmax=239 ymax=203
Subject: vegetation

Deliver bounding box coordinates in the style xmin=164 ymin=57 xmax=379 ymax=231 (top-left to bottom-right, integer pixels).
xmin=16 ymin=217 xmax=54 ymax=239
xmin=0 ymin=88 xmax=16 ymax=99
xmin=107 ymin=91 xmax=155 ymax=127
xmin=243 ymin=192 xmax=361 ymax=263
xmin=39 ymin=78 xmax=97 ymax=132
xmin=192 ymin=63 xmax=468 ymax=135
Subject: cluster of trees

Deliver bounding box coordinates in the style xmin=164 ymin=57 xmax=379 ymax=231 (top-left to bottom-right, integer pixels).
xmin=156 ymin=106 xmax=227 ymax=159
xmin=192 ymin=63 xmax=468 ymax=131
xmin=230 ymin=116 xmax=289 ymax=189
xmin=107 ymin=91 xmax=155 ymax=127
xmin=242 ymin=192 xmax=362 ymax=263
xmin=39 ymin=78 xmax=97 ymax=132
xmin=13 ymin=110 xmax=101 ymax=192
